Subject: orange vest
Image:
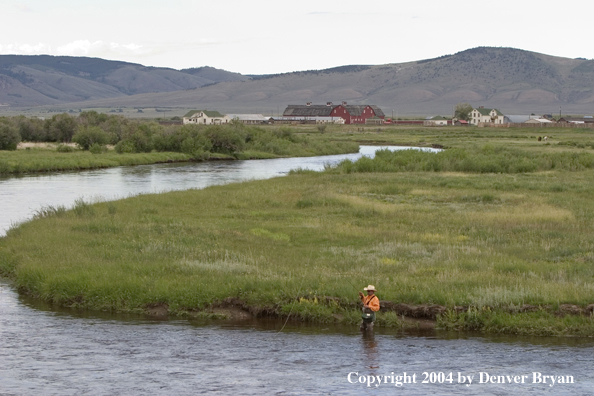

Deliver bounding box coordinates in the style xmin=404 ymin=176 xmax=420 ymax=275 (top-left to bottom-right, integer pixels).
xmin=361 ymin=294 xmax=380 ymax=312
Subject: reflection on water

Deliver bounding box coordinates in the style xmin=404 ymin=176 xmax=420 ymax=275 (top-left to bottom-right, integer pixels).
xmin=361 ymin=331 xmax=380 ymax=371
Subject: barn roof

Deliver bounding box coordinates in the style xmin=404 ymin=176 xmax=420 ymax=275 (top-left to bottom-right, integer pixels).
xmin=184 ymin=110 xmax=225 ymax=118
xmin=474 ymin=108 xmax=504 ymax=116
xmin=283 ymin=105 xmax=333 ymax=117
xmin=227 ymin=114 xmax=269 ymax=121
xmin=284 ymin=104 xmax=385 ymax=117
xmin=369 ymin=105 xmax=385 ymax=117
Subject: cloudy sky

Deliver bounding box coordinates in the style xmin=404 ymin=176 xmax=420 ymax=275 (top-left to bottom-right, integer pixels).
xmin=2 ymin=0 xmax=592 ymax=75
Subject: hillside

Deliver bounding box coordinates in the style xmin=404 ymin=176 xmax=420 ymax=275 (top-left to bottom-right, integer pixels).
xmin=2 ymin=48 xmax=594 ymax=115
xmin=0 ymin=55 xmax=248 ymax=107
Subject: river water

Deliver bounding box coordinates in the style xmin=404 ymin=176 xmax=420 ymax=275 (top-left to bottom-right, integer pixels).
xmin=1 ymin=147 xmax=593 ymax=395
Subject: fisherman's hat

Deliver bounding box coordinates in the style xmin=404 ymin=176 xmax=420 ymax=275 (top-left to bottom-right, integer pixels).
xmin=364 ymin=285 xmax=376 ymax=292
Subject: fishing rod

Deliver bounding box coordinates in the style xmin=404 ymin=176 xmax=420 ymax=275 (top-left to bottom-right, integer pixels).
xmin=344 ymin=276 xmax=361 ymax=293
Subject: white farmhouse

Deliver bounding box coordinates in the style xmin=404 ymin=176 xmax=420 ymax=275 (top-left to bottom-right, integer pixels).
xmin=470 ymin=107 xmax=505 ymax=125
xmin=183 ymin=110 xmax=231 ymax=125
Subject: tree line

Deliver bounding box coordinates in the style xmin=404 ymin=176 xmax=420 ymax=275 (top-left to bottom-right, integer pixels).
xmin=0 ymin=111 xmax=305 ymax=157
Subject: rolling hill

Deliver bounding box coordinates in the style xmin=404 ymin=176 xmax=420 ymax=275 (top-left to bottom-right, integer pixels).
xmin=0 ymin=55 xmax=248 ymax=107
xmin=2 ymin=48 xmax=594 ymax=115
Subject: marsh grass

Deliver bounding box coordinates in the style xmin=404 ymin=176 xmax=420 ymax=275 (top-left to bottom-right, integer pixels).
xmin=3 ymin=166 xmax=594 ymax=334
xmin=4 ymin=128 xmax=594 ymax=335
xmin=331 ymin=147 xmax=594 ymax=174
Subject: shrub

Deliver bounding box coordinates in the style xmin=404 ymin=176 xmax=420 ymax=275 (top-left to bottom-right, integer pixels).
xmin=89 ymin=143 xmax=108 ymax=154
xmin=56 ymin=144 xmax=75 ymax=152
xmin=206 ymin=125 xmax=245 ymax=154
xmin=44 ymin=113 xmax=77 ymax=142
xmin=72 ymin=126 xmax=110 ymax=150
xmin=15 ymin=116 xmax=46 ymax=141
xmin=78 ymin=110 xmax=108 ymax=127
xmin=0 ymin=118 xmax=21 ymax=150
xmin=115 ymin=140 xmax=136 ymax=153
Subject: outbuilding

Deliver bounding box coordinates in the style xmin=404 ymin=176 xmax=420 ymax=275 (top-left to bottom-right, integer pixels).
xmin=283 ymin=102 xmax=385 ymax=125
xmin=183 ymin=110 xmax=231 ymax=125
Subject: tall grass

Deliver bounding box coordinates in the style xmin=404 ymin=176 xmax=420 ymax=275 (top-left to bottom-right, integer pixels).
xmin=2 ymin=166 xmax=594 ymax=334
xmin=0 ymin=149 xmax=191 ymax=174
xmin=331 ymin=146 xmax=594 ymax=174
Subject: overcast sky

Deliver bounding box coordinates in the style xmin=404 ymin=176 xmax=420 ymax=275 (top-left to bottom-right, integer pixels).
xmin=2 ymin=0 xmax=592 ymax=75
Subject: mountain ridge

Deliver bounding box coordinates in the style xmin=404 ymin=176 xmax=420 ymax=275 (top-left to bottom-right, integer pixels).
xmin=2 ymin=48 xmax=594 ymax=115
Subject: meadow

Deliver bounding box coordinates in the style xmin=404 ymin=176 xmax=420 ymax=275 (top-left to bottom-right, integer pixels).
xmin=2 ymin=124 xmax=594 ymax=336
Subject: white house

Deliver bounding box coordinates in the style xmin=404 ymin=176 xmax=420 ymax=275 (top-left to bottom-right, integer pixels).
xmin=470 ymin=107 xmax=505 ymax=125
xmin=183 ymin=110 xmax=231 ymax=125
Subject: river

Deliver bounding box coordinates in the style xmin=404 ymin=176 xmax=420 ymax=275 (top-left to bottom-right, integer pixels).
xmin=1 ymin=147 xmax=593 ymax=395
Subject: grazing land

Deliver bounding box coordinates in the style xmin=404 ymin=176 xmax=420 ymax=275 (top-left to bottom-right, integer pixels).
xmin=2 ymin=125 xmax=594 ymax=336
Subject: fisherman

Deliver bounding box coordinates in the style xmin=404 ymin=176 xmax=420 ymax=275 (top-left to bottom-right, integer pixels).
xmin=359 ymin=285 xmax=380 ymax=331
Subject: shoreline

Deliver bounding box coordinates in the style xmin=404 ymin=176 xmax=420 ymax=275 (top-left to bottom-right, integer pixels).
xmin=11 ymin=284 xmax=594 ymax=336
xmin=1 ymin=142 xmax=360 ymax=175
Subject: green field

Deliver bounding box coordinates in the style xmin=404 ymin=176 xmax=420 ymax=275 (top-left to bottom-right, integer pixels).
xmin=2 ymin=125 xmax=594 ymax=336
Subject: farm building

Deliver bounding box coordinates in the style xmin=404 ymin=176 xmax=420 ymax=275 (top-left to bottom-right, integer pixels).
xmin=283 ymin=102 xmax=385 ymax=124
xmin=269 ymin=116 xmax=345 ymax=125
xmin=470 ymin=107 xmax=505 ymax=125
xmin=424 ymin=115 xmax=448 ymax=126
xmin=226 ymin=114 xmax=270 ymax=124
xmin=183 ymin=110 xmax=231 ymax=125
xmin=558 ymin=117 xmax=594 ymax=124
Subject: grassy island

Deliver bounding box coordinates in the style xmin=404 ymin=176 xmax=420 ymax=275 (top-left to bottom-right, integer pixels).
xmin=2 ymin=126 xmax=594 ymax=336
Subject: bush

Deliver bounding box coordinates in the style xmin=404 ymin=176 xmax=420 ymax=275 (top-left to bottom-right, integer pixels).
xmin=89 ymin=143 xmax=108 ymax=154
xmin=206 ymin=125 xmax=245 ymax=154
xmin=115 ymin=140 xmax=136 ymax=153
xmin=56 ymin=144 xmax=75 ymax=152
xmin=44 ymin=113 xmax=77 ymax=142
xmin=15 ymin=116 xmax=46 ymax=141
xmin=0 ymin=118 xmax=21 ymax=150
xmin=72 ymin=126 xmax=110 ymax=150
xmin=78 ymin=110 xmax=108 ymax=127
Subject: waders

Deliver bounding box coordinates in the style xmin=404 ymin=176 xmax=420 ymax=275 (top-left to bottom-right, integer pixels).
xmin=360 ymin=307 xmax=375 ymax=331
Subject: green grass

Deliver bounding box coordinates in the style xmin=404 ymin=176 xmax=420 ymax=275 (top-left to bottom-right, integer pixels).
xmin=2 ymin=165 xmax=594 ymax=334
xmin=3 ymin=125 xmax=594 ymax=335
xmin=0 ymin=126 xmax=360 ymax=174
xmin=4 ymin=124 xmax=594 ymax=174
xmin=0 ymin=149 xmax=192 ymax=174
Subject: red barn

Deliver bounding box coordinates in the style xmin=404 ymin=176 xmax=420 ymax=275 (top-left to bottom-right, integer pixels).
xmin=283 ymin=102 xmax=385 ymax=124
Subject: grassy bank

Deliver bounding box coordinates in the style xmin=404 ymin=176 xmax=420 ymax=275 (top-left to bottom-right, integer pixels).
xmin=0 ymin=124 xmax=360 ymax=174
xmin=0 ymin=149 xmax=193 ymax=174
xmin=2 ymin=143 xmax=594 ymax=335
xmin=0 ymin=141 xmax=358 ymax=175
